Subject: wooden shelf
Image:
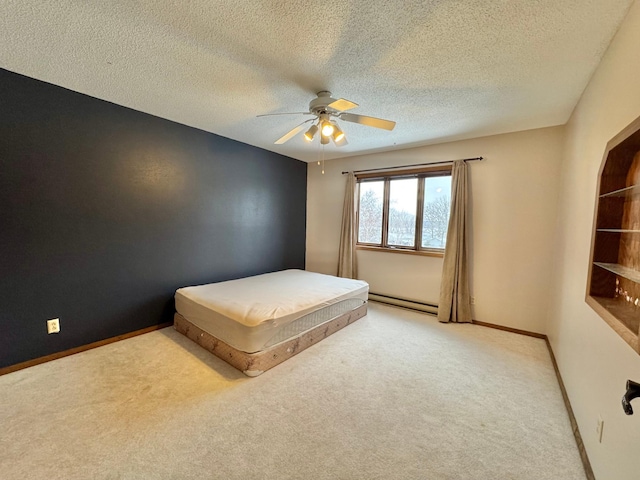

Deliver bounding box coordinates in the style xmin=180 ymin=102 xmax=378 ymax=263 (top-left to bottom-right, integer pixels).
xmin=594 ymin=262 xmax=640 ymax=283
xmin=600 ymin=183 xmax=640 ymax=198
xmin=590 ymin=296 xmax=640 ymax=336
xmin=587 ymin=114 xmax=640 ymax=355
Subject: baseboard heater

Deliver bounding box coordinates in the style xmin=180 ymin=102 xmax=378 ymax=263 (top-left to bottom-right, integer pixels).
xmin=368 ymin=292 xmax=438 ymax=316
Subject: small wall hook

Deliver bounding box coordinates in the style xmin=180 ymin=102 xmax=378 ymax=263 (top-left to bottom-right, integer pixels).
xmin=622 ymin=379 xmax=640 ymax=415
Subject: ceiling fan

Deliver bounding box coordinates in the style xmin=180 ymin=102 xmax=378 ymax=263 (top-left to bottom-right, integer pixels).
xmin=257 ymin=91 xmax=396 ymax=146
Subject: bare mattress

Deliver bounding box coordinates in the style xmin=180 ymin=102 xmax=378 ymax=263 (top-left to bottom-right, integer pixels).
xmin=174 ymin=270 xmax=368 ymax=376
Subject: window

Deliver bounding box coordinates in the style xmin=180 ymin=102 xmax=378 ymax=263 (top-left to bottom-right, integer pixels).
xmin=357 ymin=167 xmax=452 ymax=255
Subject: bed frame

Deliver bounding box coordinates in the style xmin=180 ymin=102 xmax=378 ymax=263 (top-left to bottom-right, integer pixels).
xmin=174 ymin=303 xmax=367 ymax=377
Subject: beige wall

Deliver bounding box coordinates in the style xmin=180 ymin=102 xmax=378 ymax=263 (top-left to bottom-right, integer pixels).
xmin=548 ymin=2 xmax=640 ymax=478
xmin=307 ymin=126 xmax=565 ymax=334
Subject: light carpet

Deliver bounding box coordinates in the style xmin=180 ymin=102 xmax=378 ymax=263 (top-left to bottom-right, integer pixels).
xmin=0 ymin=303 xmax=585 ymax=479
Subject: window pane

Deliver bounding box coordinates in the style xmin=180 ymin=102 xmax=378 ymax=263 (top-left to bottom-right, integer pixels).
xmin=388 ymin=178 xmax=417 ymax=247
xmin=422 ymin=176 xmax=451 ymax=249
xmin=358 ymin=181 xmax=384 ymax=244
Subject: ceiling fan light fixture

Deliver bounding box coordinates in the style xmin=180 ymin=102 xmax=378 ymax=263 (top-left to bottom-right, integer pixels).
xmin=321 ymin=120 xmax=334 ymax=137
xmin=332 ymin=124 xmax=345 ymax=143
xmin=303 ymin=124 xmax=318 ymax=142
xmin=320 ymin=133 xmax=330 ymax=145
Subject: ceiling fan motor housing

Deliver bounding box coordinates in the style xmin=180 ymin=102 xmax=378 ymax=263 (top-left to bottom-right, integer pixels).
xmin=309 ymin=91 xmax=339 ymax=115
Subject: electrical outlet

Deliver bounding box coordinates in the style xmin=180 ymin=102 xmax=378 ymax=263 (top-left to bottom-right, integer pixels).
xmin=470 ymin=296 xmax=476 ymax=305
xmin=47 ymin=318 xmax=60 ymax=334
xmin=596 ymin=416 xmax=604 ymax=443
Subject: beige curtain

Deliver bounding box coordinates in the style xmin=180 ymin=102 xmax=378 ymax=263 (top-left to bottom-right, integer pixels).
xmin=438 ymin=160 xmax=472 ymax=323
xmin=337 ymin=172 xmax=358 ymax=279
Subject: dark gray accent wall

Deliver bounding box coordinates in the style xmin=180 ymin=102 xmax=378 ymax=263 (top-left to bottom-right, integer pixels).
xmin=0 ymin=68 xmax=307 ymax=369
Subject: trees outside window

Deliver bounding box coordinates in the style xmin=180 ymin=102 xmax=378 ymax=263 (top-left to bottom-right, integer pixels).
xmin=422 ymin=175 xmax=452 ymax=249
xmin=358 ymin=183 xmax=383 ymax=244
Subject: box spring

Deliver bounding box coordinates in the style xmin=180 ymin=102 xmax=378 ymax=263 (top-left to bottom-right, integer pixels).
xmin=174 ymin=303 xmax=367 ymax=377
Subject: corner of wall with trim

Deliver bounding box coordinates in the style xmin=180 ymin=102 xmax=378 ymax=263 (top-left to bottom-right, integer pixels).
xmin=542 ymin=2 xmax=640 ymax=478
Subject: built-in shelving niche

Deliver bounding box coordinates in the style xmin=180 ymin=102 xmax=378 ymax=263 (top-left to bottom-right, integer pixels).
xmin=587 ymin=115 xmax=640 ymax=353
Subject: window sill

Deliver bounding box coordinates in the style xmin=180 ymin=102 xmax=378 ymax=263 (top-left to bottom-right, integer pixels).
xmin=356 ymin=245 xmax=445 ymax=258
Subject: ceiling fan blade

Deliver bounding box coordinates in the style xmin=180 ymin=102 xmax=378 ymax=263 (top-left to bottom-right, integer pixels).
xmin=327 ymin=98 xmax=359 ymax=112
xmin=274 ymin=120 xmax=313 ymax=144
xmin=257 ymin=112 xmax=311 ymax=118
xmin=340 ymin=113 xmax=396 ymax=131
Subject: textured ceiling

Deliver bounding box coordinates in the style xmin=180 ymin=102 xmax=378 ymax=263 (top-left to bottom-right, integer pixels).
xmin=0 ymin=0 xmax=634 ymax=162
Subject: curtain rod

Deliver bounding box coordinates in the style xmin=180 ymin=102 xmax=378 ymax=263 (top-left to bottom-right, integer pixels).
xmin=341 ymin=156 xmax=484 ymax=175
